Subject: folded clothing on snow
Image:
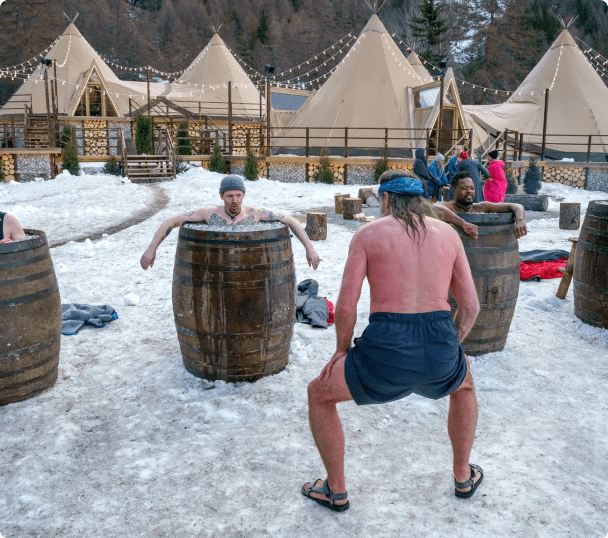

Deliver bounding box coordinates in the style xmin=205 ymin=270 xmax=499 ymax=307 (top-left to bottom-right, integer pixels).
xmin=61 ymin=304 xmax=118 ymax=335
xmin=296 ymin=279 xmax=333 ymax=329
xmin=519 ymin=250 xmax=569 ymax=281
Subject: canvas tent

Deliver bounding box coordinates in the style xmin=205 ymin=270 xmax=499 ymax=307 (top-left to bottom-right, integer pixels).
xmin=273 ymin=14 xmax=468 ymax=156
xmin=177 ymin=34 xmax=263 ymax=119
xmin=407 ymin=50 xmax=433 ymax=83
xmin=464 ymin=29 xmax=608 ymax=157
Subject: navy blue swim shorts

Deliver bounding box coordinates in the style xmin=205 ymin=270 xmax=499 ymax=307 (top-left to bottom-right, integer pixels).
xmin=344 ymin=311 xmax=468 ymax=405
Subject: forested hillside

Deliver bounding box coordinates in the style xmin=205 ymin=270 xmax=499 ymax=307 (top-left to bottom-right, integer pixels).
xmin=1 ymin=0 xmax=607 ymax=106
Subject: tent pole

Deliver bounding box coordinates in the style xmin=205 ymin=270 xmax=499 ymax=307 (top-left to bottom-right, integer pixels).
xmin=503 ymin=129 xmax=509 ymax=161
xmin=266 ymin=80 xmax=271 ymax=157
xmin=43 ymin=68 xmax=52 ymax=148
xmin=436 ymin=76 xmax=444 ymax=155
xmin=541 ymin=88 xmax=549 ymax=161
xmin=147 ymin=66 xmax=151 ymax=119
xmin=228 ymin=81 xmax=232 ymax=156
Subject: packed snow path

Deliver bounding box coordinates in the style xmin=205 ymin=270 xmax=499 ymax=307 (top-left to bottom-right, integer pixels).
xmin=0 ymin=171 xmax=607 ymax=537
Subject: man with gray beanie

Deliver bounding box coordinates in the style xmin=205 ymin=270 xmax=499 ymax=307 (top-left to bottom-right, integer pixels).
xmin=140 ymin=175 xmax=320 ymax=270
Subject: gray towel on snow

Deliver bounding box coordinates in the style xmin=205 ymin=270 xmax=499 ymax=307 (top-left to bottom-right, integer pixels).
xmin=61 ymin=304 xmax=118 ymax=335
xmin=296 ymin=279 xmax=329 ymax=329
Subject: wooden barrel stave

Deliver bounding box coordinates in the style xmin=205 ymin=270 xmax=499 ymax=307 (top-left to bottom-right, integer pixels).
xmin=0 ymin=230 xmax=61 ymax=405
xmin=448 ymin=214 xmax=520 ymax=356
xmin=573 ymin=200 xmax=608 ymax=328
xmin=173 ymin=224 xmax=296 ymax=382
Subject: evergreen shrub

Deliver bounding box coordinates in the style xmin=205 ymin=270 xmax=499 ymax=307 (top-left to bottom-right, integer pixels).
xmin=0 ymin=167 xmax=4 ymax=182
xmin=244 ymin=151 xmax=258 ymax=181
xmin=523 ymin=158 xmax=542 ymax=195
xmin=60 ymin=126 xmax=72 ymax=149
xmin=63 ymin=144 xmax=79 ymax=176
xmin=135 ymin=116 xmax=153 ymax=155
xmin=176 ymin=158 xmax=189 ymax=175
xmin=176 ymin=123 xmax=192 ymax=156
xmin=103 ymin=156 xmax=121 ymax=176
xmin=313 ymin=149 xmax=334 ymax=184
xmin=374 ymin=150 xmax=389 ymax=182
xmin=209 ymin=144 xmax=227 ymax=174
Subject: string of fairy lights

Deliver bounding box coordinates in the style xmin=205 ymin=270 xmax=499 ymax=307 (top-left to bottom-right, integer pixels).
xmin=575 ymin=36 xmax=608 ymax=82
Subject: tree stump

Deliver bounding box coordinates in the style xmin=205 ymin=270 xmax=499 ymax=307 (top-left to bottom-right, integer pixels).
xmin=342 ymin=198 xmax=362 ymax=220
xmin=334 ymin=194 xmax=349 ymax=214
xmin=559 ymin=203 xmax=581 ymax=230
xmin=357 ymin=187 xmax=374 ymax=204
xmin=306 ymin=212 xmax=327 ymax=241
xmin=556 ymin=237 xmax=578 ymax=300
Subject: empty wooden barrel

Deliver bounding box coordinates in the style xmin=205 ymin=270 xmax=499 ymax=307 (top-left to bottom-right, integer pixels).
xmin=172 ymin=222 xmax=296 ymax=382
xmin=0 ymin=229 xmax=61 ymax=405
xmin=573 ymin=200 xmax=608 ymax=328
xmin=448 ymin=213 xmax=520 ymax=356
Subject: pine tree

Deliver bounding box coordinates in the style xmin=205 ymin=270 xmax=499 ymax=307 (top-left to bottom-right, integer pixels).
xmin=256 ymin=10 xmax=269 ymax=45
xmin=63 ymin=144 xmax=80 ymax=176
xmin=136 ymin=116 xmax=153 ymax=155
xmin=410 ymin=0 xmax=447 ymax=65
xmin=103 ymin=156 xmax=121 ymax=176
xmin=176 ymin=123 xmax=192 ymax=156
xmin=374 ymin=150 xmax=389 ymax=182
xmin=523 ymin=158 xmax=542 ymax=195
xmin=209 ymin=144 xmax=227 ymax=174
xmin=313 ymin=149 xmax=334 ymax=184
xmin=244 ymin=151 xmax=259 ymax=181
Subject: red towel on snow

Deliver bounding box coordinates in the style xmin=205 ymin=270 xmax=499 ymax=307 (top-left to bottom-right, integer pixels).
xmin=519 ymin=257 xmax=568 ymax=281
xmin=326 ymin=299 xmax=335 ymax=325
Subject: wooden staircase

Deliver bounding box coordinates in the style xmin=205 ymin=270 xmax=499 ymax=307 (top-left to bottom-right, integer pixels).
xmin=24 ymin=106 xmax=59 ymax=148
xmin=120 ymin=128 xmax=176 ymax=183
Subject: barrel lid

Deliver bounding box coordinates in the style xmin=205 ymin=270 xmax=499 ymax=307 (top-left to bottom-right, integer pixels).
xmin=0 ymin=229 xmax=47 ymax=254
xmin=587 ymin=200 xmax=608 ymax=215
xmin=457 ymin=212 xmax=515 ymax=225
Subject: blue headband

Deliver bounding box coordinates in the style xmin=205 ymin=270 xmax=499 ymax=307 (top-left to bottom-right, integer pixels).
xmin=378 ymin=177 xmax=425 ymax=197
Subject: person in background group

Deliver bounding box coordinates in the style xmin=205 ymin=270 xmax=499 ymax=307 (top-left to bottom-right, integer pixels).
xmin=446 ymin=147 xmax=464 ymax=200
xmin=0 ymin=211 xmax=26 ymax=244
xmin=413 ymin=148 xmax=437 ymax=199
xmin=484 ymin=150 xmax=508 ymax=203
xmin=428 ymin=153 xmax=449 ymax=202
xmin=456 ymin=151 xmax=490 ymax=203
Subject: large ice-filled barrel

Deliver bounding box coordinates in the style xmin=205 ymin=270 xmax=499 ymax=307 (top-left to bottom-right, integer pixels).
xmin=448 ymin=213 xmax=520 ymax=356
xmin=573 ymin=200 xmax=608 ymax=328
xmin=0 ymin=229 xmax=61 ymax=405
xmin=172 ymin=221 xmax=297 ymax=382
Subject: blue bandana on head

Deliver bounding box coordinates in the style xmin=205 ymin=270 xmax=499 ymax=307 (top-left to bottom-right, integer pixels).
xmin=378 ymin=177 xmax=425 ymax=197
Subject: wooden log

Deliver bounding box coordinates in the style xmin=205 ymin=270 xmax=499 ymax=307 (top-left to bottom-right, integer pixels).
xmin=4 ymin=174 xmax=14 ymax=182
xmin=305 ymin=212 xmax=327 ymax=241
xmin=504 ymin=194 xmax=549 ymax=211
xmin=357 ymin=187 xmax=374 ymax=204
xmin=342 ymin=198 xmax=362 ymax=220
xmin=334 ymin=194 xmax=348 ymax=214
xmin=559 ymin=203 xmax=581 ymax=230
xmin=556 ymin=237 xmax=578 ymax=300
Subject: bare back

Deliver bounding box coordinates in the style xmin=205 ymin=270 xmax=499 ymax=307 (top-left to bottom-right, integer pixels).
xmin=348 ymin=215 xmax=475 ymax=315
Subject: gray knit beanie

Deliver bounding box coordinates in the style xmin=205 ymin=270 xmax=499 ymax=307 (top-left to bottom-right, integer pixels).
xmin=219 ymin=175 xmax=246 ymax=195
xmin=436 ymin=153 xmax=445 ymax=162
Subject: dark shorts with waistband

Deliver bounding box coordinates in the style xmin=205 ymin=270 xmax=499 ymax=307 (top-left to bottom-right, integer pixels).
xmin=344 ymin=311 xmax=468 ymax=406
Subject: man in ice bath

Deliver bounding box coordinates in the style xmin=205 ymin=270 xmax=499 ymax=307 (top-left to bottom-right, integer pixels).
xmin=302 ymin=170 xmax=482 ymax=511
xmin=140 ymin=175 xmax=320 ymax=270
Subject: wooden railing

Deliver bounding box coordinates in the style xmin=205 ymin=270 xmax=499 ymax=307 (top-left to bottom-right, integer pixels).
xmin=516 ymin=132 xmax=608 ymax=162
xmin=153 ymin=127 xmax=176 ymax=178
xmin=119 ymin=130 xmax=128 ymax=177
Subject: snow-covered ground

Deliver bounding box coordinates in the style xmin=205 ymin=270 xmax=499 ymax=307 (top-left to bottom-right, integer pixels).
xmin=1 ymin=170 xmax=607 ymax=538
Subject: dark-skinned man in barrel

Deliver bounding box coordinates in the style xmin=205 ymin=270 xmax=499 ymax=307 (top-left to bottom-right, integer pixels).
xmin=436 ymin=171 xmax=528 ymax=239
xmin=140 ymin=175 xmax=320 ymax=270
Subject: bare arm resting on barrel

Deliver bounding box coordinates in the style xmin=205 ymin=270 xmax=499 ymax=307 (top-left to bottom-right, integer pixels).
xmin=475 ymin=201 xmax=527 ymax=239
xmin=140 ymin=207 xmax=212 ymax=270
xmin=450 ymin=242 xmax=480 ymax=342
xmin=251 ymin=207 xmax=321 ymax=270
xmin=0 ymin=214 xmax=26 ymax=244
xmin=433 ymin=203 xmax=479 ymax=239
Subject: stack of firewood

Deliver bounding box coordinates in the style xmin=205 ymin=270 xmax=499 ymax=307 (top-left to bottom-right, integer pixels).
xmin=1 ymin=153 xmax=15 ymax=182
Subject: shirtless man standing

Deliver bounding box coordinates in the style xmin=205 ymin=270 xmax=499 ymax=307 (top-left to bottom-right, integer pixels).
xmin=302 ymin=170 xmax=482 ymax=512
xmin=140 ymin=175 xmax=320 ymax=270
xmin=0 ymin=211 xmax=26 ymax=244
xmin=436 ymin=171 xmax=528 ymax=239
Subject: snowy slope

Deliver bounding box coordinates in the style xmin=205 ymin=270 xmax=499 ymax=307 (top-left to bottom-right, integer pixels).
xmin=0 ymin=170 xmax=607 ymax=538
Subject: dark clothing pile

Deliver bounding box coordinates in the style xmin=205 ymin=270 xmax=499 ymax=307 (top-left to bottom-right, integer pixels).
xmin=519 ymin=250 xmax=570 ymax=281
xmin=61 ymin=304 xmax=118 ymax=335
xmin=457 ymin=158 xmax=490 ymax=203
xmin=296 ymin=279 xmax=330 ymax=329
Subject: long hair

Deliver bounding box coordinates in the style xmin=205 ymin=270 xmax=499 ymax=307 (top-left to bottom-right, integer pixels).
xmin=378 ymin=170 xmax=438 ymax=243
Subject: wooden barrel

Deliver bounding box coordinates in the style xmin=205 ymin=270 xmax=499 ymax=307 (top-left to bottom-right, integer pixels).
xmin=172 ymin=222 xmax=296 ymax=382
xmin=0 ymin=229 xmax=61 ymax=405
xmin=448 ymin=213 xmax=520 ymax=356
xmin=573 ymin=200 xmax=608 ymax=328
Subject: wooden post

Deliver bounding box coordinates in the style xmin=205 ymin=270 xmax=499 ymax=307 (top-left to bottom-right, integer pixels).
xmin=541 ymin=88 xmax=549 ymax=161
xmin=342 ymin=198 xmax=363 ymax=220
xmin=53 ymin=60 xmax=59 ymax=119
xmin=518 ymin=132 xmax=524 ymax=161
xmin=384 ymin=128 xmax=388 ymax=155
xmin=146 ymin=66 xmax=151 ymax=118
xmin=228 ymin=81 xmax=232 ymax=155
xmin=469 ymin=129 xmax=473 ymax=154
xmin=259 ymin=90 xmax=262 ymax=121
xmin=265 ymin=79 xmax=271 ymax=156
xmin=437 ymin=76 xmax=444 ymax=154
xmin=556 ymin=237 xmax=579 ymax=300
xmin=503 ymin=129 xmax=509 ymax=161
xmin=334 ymin=193 xmax=348 ymax=214
xmin=559 ymin=203 xmax=581 ymax=230
xmin=246 ymin=128 xmax=251 ymax=154
xmin=306 ymin=127 xmax=310 ymax=158
xmin=586 ymin=135 xmax=592 ymax=163
xmin=344 ymin=127 xmax=348 ymax=158
xmin=198 ymin=102 xmax=201 ymax=120
xmin=85 ymin=87 xmax=90 ymax=118
xmin=81 ymin=120 xmax=86 ymax=155
xmin=10 ymin=115 xmax=15 ymax=148
xmin=129 ymin=97 xmax=132 ymax=117
xmin=306 ymin=212 xmax=327 ymax=241
xmin=43 ymin=68 xmax=52 ymax=146
xmin=513 ymin=131 xmax=519 ymax=161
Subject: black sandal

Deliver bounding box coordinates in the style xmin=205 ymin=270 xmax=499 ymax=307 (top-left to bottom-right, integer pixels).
xmin=454 ymin=464 xmax=484 ymax=499
xmin=302 ymin=478 xmax=350 ymax=512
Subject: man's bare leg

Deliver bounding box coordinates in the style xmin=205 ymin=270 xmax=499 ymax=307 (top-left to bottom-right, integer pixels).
xmin=305 ymin=355 xmax=353 ymax=505
xmin=448 ymin=356 xmax=481 ymax=493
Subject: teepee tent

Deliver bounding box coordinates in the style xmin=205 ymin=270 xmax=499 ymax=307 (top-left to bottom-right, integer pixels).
xmin=177 ymin=34 xmax=263 ymax=119
xmin=407 ymin=50 xmax=433 ymax=82
xmin=464 ymin=29 xmax=608 ymax=156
